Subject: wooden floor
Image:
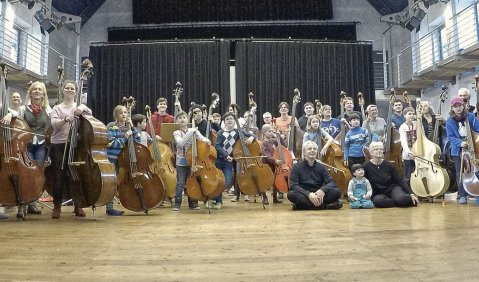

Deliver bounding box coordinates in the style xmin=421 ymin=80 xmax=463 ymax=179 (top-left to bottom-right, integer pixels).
xmin=0 ymin=194 xmax=478 ymax=281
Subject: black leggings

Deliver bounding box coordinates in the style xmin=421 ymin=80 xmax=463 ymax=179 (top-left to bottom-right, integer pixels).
xmin=372 ymin=185 xmax=413 ymax=208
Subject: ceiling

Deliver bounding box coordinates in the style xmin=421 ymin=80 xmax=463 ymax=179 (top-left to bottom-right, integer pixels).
xmin=366 ymin=0 xmax=409 ymax=15
xmin=51 ymin=0 xmax=106 ymax=26
xmin=51 ymin=0 xmax=408 ymax=26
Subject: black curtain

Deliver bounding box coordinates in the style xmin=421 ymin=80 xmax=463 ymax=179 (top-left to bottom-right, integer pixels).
xmin=88 ymin=41 xmax=231 ymax=123
xmin=235 ymin=41 xmax=375 ymax=120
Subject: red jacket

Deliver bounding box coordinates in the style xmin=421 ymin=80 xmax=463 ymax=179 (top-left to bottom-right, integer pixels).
xmin=146 ymin=112 xmax=174 ymax=136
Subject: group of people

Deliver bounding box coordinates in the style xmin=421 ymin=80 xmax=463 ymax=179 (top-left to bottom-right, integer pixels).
xmin=0 ymin=81 xmax=476 ymax=220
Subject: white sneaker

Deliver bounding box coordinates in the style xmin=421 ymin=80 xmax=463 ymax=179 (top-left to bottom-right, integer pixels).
xmin=244 ymin=195 xmax=250 ymax=201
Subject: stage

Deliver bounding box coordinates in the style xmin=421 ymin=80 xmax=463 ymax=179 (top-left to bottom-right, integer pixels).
xmin=0 ymin=195 xmax=477 ymax=281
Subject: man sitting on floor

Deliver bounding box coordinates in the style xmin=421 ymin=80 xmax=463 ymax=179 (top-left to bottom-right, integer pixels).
xmin=363 ymin=141 xmax=419 ymax=208
xmin=287 ymin=140 xmax=343 ymax=210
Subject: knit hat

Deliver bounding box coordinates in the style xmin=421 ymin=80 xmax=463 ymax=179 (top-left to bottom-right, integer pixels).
xmin=450 ymin=96 xmax=464 ymax=106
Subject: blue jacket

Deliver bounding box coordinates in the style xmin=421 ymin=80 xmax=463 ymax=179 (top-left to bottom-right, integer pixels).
xmin=107 ymin=123 xmax=141 ymax=160
xmin=446 ymin=112 xmax=479 ymax=157
xmin=344 ymin=126 xmax=378 ymax=159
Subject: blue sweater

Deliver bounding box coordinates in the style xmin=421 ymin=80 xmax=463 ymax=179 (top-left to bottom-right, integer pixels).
xmin=344 ymin=126 xmax=377 ymax=159
xmin=446 ymin=113 xmax=479 ymax=157
xmin=107 ymin=123 xmax=141 ymax=160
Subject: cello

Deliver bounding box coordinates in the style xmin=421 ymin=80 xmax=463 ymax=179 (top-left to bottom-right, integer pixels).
xmin=185 ymin=118 xmax=225 ymax=210
xmin=461 ymin=76 xmax=479 ymax=196
xmin=384 ymin=89 xmax=404 ymax=176
xmin=145 ymin=105 xmax=177 ymax=200
xmin=410 ymin=99 xmax=450 ymax=197
xmin=233 ymin=116 xmax=274 ymax=209
xmin=117 ymin=97 xmax=165 ymax=214
xmin=64 ymin=60 xmax=117 ymax=216
xmin=315 ymin=99 xmax=352 ymax=195
xmin=0 ymin=63 xmax=45 ymax=220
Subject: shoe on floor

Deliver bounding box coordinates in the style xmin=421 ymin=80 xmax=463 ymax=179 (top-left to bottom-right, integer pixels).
xmin=0 ymin=213 xmax=9 ymax=219
xmin=323 ymin=200 xmax=343 ymax=210
xmin=189 ymin=204 xmax=200 ymax=210
xmin=212 ymin=202 xmax=222 ymax=210
xmin=244 ymin=195 xmax=250 ymax=201
xmin=27 ymin=205 xmax=42 ymax=215
xmin=291 ymin=203 xmax=298 ymax=210
xmin=278 ymin=192 xmax=284 ymax=200
xmin=106 ymin=209 xmax=125 ymax=216
xmin=458 ymin=197 xmax=467 ymax=204
xmin=74 ymin=206 xmax=86 ymax=217
xmin=172 ymin=205 xmax=180 ymax=211
xmin=231 ymin=197 xmax=239 ymax=202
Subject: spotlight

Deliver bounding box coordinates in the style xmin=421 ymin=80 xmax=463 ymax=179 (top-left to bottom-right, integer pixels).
xmin=34 ymin=8 xmax=55 ymax=34
xmin=405 ymin=8 xmax=426 ymax=31
xmin=50 ymin=13 xmax=64 ymax=30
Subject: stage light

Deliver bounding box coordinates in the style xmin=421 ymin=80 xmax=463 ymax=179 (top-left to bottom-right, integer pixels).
xmin=422 ymin=0 xmax=439 ymax=9
xmin=405 ymin=8 xmax=426 ymax=31
xmin=34 ymin=8 xmax=55 ymax=34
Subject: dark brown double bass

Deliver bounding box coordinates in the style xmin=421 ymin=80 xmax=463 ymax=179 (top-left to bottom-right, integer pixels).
xmin=117 ymin=97 xmax=165 ymax=214
xmin=461 ymin=75 xmax=479 ymax=196
xmin=186 ymin=118 xmax=225 ymax=210
xmin=233 ymin=116 xmax=274 ymax=208
xmin=206 ymin=93 xmax=220 ymax=144
xmin=0 ymin=63 xmax=45 ymax=219
xmin=287 ymin=89 xmax=304 ymax=159
xmin=272 ymin=131 xmax=293 ymax=193
xmin=384 ymin=89 xmax=404 ymax=176
xmin=64 ymin=60 xmax=117 ymax=216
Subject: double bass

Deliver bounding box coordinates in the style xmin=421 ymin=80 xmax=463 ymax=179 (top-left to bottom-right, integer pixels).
xmin=384 ymin=89 xmax=404 ymax=176
xmin=0 ymin=63 xmax=45 ymax=219
xmin=185 ymin=118 xmax=225 ymax=210
xmin=173 ymin=82 xmax=183 ymax=118
xmin=233 ymin=116 xmax=274 ymax=208
xmin=145 ymin=105 xmax=177 ymax=200
xmin=358 ymin=92 xmax=372 ymax=159
xmin=315 ymin=99 xmax=352 ymax=195
xmin=287 ymin=89 xmax=303 ymax=158
xmin=64 ymin=59 xmax=117 ymax=216
xmin=461 ymin=76 xmax=479 ymax=196
xmin=206 ymin=93 xmax=220 ymax=144
xmin=244 ymin=92 xmax=259 ymax=136
xmin=410 ymin=99 xmax=450 ymax=197
xmin=117 ymin=97 xmax=165 ymax=214
xmin=271 ymin=130 xmax=293 ymax=193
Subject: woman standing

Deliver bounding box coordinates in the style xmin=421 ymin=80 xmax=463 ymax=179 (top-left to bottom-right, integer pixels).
xmin=49 ymin=80 xmax=92 ymax=219
xmin=2 ymin=82 xmax=51 ymax=217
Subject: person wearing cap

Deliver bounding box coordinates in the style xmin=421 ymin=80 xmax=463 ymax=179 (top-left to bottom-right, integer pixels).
xmin=343 ymin=113 xmax=377 ymax=169
xmin=446 ymin=96 xmax=479 ymax=205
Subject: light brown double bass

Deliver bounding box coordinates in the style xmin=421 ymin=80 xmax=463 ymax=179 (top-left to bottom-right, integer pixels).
xmin=315 ymin=99 xmax=352 ymax=195
xmin=233 ymin=116 xmax=274 ymax=208
xmin=186 ymin=118 xmax=225 ymax=210
xmin=0 ymin=63 xmax=45 ymax=220
xmin=461 ymin=75 xmax=479 ymax=196
xmin=64 ymin=60 xmax=117 ymax=216
xmin=145 ymin=105 xmax=177 ymax=199
xmin=410 ymin=99 xmax=450 ymax=197
xmin=117 ymin=97 xmax=165 ymax=214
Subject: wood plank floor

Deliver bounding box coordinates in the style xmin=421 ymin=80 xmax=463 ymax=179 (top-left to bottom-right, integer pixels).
xmin=0 ymin=194 xmax=478 ymax=281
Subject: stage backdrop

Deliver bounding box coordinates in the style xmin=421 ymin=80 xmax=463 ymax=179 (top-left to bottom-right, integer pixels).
xmin=235 ymin=41 xmax=375 ymax=121
xmin=88 ymin=41 xmax=231 ymax=124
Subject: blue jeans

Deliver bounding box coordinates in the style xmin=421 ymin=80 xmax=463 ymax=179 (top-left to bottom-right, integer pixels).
xmin=175 ymin=166 xmax=191 ymax=201
xmin=28 ymin=143 xmax=47 ymax=168
xmin=215 ymin=159 xmax=234 ymax=203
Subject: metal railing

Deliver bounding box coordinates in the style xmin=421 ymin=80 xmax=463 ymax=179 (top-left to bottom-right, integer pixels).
xmin=386 ymin=1 xmax=479 ymax=88
xmin=0 ymin=16 xmax=77 ymax=85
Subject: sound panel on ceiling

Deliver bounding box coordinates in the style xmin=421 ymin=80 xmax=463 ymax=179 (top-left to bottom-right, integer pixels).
xmin=133 ymin=0 xmax=333 ymax=24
